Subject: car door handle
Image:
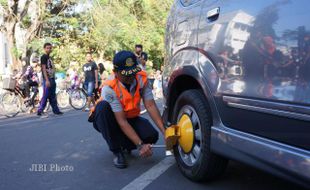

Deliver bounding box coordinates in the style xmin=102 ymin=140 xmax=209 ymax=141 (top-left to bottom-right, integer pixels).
xmin=207 ymin=7 xmax=220 ymax=22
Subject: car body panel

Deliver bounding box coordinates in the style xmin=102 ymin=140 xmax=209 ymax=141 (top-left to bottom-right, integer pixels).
xmin=197 ymin=0 xmax=310 ymax=150
xmin=163 ymin=0 xmax=310 ymax=186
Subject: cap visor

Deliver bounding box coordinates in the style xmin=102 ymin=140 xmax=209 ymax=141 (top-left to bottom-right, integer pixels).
xmin=120 ymin=66 xmax=141 ymax=76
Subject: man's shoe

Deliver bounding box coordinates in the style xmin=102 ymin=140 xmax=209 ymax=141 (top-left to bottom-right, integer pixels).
xmin=37 ymin=111 xmax=48 ymax=118
xmin=54 ymin=111 xmax=64 ymax=115
xmin=113 ymin=152 xmax=127 ymax=169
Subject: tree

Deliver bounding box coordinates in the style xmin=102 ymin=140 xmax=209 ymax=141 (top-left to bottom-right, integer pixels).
xmin=88 ymin=0 xmax=173 ymax=70
xmin=1 ymin=0 xmax=174 ymax=73
xmin=0 ymin=0 xmax=44 ymax=69
xmin=28 ymin=0 xmax=90 ymax=72
xmin=0 ymin=0 xmax=80 ymax=70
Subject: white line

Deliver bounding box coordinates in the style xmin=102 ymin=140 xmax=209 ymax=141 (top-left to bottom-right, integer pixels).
xmin=121 ymin=157 xmax=175 ymax=190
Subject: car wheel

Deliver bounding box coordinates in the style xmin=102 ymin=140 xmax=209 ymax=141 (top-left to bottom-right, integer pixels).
xmin=172 ymin=89 xmax=228 ymax=181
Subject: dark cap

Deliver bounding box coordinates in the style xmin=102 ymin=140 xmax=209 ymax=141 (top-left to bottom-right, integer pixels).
xmin=113 ymin=51 xmax=141 ymax=76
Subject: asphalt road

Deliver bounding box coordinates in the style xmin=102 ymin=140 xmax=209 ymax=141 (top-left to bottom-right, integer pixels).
xmin=0 ymin=102 xmax=306 ymax=190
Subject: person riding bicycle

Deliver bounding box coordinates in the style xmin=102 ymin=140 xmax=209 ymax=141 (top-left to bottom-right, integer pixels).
xmin=22 ymin=62 xmax=39 ymax=100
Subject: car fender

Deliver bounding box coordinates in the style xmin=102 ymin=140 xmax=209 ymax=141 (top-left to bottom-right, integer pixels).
xmin=163 ymin=47 xmax=222 ymax=126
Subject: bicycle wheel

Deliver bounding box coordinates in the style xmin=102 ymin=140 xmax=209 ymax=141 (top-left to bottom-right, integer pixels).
xmin=20 ymin=93 xmax=35 ymax=113
xmin=69 ymin=89 xmax=87 ymax=110
xmin=57 ymin=90 xmax=70 ymax=108
xmin=20 ymin=97 xmax=29 ymax=113
xmin=0 ymin=93 xmax=4 ymax=116
xmin=0 ymin=91 xmax=21 ymax=118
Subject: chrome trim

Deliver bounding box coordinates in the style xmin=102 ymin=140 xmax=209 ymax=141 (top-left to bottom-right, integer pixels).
xmin=211 ymin=125 xmax=310 ymax=187
xmin=223 ymin=96 xmax=310 ymax=121
xmin=207 ymin=7 xmax=220 ymax=18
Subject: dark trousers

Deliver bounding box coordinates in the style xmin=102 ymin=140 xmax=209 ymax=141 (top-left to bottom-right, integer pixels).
xmin=93 ymin=101 xmax=159 ymax=154
xmin=38 ymin=78 xmax=60 ymax=113
xmin=24 ymin=80 xmax=38 ymax=98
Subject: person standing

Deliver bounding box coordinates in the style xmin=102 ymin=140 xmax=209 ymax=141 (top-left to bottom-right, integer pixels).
xmin=97 ymin=63 xmax=106 ymax=87
xmin=134 ymin=44 xmax=148 ymax=71
xmin=37 ymin=43 xmax=63 ymax=116
xmin=82 ymin=53 xmax=98 ymax=111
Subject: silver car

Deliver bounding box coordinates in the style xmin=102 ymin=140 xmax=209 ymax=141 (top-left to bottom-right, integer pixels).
xmin=163 ymin=0 xmax=310 ymax=187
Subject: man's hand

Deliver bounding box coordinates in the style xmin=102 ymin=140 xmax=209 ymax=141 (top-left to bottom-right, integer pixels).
xmin=139 ymin=144 xmax=153 ymax=158
xmin=45 ymin=80 xmax=51 ymax=88
xmin=95 ymin=82 xmax=99 ymax=89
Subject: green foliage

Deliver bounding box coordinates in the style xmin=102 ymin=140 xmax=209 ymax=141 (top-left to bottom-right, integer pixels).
xmin=87 ymin=0 xmax=173 ymax=69
xmin=0 ymin=0 xmax=7 ymax=7
xmin=27 ymin=0 xmax=173 ymax=71
xmin=11 ymin=47 xmax=22 ymax=58
xmin=21 ymin=15 xmax=32 ymax=29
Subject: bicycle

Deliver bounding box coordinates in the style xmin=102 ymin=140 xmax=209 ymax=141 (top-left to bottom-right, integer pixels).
xmin=0 ymin=77 xmax=49 ymax=118
xmin=54 ymin=79 xmax=90 ymax=111
xmin=55 ymin=80 xmax=71 ymax=109
xmin=68 ymin=80 xmax=104 ymax=111
xmin=56 ymin=79 xmax=87 ymax=111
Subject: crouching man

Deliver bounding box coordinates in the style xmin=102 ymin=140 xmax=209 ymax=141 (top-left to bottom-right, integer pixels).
xmin=91 ymin=51 xmax=165 ymax=168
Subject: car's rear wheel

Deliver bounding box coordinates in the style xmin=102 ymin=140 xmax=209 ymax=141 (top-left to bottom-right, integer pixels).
xmin=172 ymin=89 xmax=228 ymax=181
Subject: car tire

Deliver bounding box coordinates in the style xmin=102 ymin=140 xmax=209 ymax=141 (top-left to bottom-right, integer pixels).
xmin=172 ymin=89 xmax=228 ymax=182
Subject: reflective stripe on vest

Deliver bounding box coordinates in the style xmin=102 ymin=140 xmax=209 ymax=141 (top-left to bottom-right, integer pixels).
xmin=104 ymin=71 xmax=148 ymax=118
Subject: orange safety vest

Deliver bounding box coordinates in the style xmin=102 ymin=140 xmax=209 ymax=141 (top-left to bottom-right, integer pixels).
xmin=92 ymin=71 xmax=148 ymax=119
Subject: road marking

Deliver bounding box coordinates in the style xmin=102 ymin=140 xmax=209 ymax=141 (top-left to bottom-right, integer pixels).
xmin=121 ymin=157 xmax=175 ymax=190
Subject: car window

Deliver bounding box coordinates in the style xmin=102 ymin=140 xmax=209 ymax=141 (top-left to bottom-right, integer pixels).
xmin=180 ymin=0 xmax=201 ymax=7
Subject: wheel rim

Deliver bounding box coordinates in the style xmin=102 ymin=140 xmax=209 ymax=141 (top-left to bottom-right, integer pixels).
xmin=57 ymin=91 xmax=70 ymax=108
xmin=177 ymin=105 xmax=202 ymax=167
xmin=1 ymin=92 xmax=21 ymax=116
xmin=69 ymin=90 xmax=87 ymax=109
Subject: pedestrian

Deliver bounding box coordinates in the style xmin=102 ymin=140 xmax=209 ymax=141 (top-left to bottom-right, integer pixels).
xmin=134 ymin=44 xmax=148 ymax=71
xmin=82 ymin=53 xmax=99 ymax=111
xmin=37 ymin=43 xmax=63 ymax=116
xmin=97 ymin=63 xmax=105 ymax=86
xmin=90 ymin=51 xmax=165 ymax=169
